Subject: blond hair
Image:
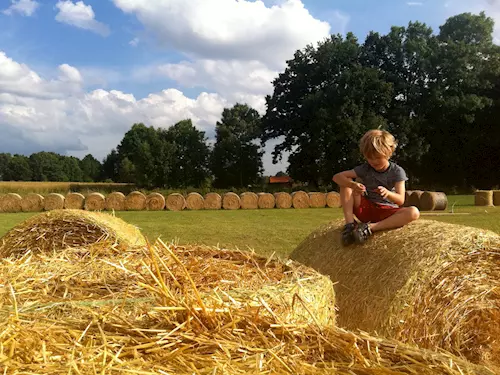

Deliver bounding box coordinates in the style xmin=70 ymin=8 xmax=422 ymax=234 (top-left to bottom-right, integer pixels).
xmin=359 ymin=129 xmax=397 ymax=159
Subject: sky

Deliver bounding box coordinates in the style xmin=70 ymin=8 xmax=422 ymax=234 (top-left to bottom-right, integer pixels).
xmin=1 ymin=0 xmax=499 ymax=175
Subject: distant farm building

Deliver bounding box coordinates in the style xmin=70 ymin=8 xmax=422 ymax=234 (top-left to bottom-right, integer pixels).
xmin=269 ymin=175 xmax=293 ymax=187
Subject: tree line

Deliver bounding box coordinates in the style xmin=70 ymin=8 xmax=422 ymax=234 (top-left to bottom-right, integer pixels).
xmin=1 ymin=12 xmax=500 ymax=191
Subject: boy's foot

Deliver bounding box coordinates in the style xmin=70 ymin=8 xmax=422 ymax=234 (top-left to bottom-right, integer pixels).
xmin=341 ymin=222 xmax=357 ymax=246
xmin=353 ymin=222 xmax=373 ymax=244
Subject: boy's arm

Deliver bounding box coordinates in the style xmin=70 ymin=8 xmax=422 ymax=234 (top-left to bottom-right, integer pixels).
xmin=333 ymin=170 xmax=366 ymax=194
xmin=378 ymin=181 xmax=405 ymax=206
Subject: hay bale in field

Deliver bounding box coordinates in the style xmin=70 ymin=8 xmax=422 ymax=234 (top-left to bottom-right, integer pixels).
xmin=403 ymin=190 xmax=413 ymax=207
xmin=1 ymin=240 xmax=494 ymax=375
xmin=326 ymin=191 xmax=341 ymax=208
xmin=309 ymin=192 xmax=326 ymax=208
xmin=239 ymin=192 xmax=258 ymax=209
xmin=186 ymin=192 xmax=204 ymax=210
xmin=166 ymin=193 xmax=186 ymax=211
xmin=0 ymin=193 xmax=22 ymax=213
xmin=21 ymin=193 xmax=44 ymax=212
xmin=407 ymin=190 xmax=423 ymax=208
xmin=44 ymin=193 xmax=65 ymax=211
xmin=494 ymin=190 xmax=500 ymax=206
xmin=420 ymin=192 xmax=448 ymax=211
xmin=222 ymin=192 xmax=241 ymax=210
xmin=475 ymin=190 xmax=494 ymax=206
xmin=146 ymin=193 xmax=165 ymax=210
xmin=65 ymin=192 xmax=85 ymax=210
xmin=84 ymin=192 xmax=106 ymax=211
xmin=292 ymin=191 xmax=310 ymax=209
xmin=274 ymin=192 xmax=292 ymax=209
xmin=125 ymin=191 xmax=146 ymax=210
xmin=0 ymin=209 xmax=146 ymax=257
xmin=258 ymin=192 xmax=275 ymax=209
xmin=204 ymin=192 xmax=222 ymax=210
xmin=290 ymin=219 xmax=500 ymax=367
xmin=105 ymin=192 xmax=126 ymax=211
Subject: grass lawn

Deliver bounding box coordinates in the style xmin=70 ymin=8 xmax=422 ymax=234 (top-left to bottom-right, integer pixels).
xmin=0 ymin=195 xmax=498 ymax=258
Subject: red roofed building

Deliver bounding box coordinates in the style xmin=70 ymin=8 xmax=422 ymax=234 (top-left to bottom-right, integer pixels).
xmin=269 ymin=175 xmax=293 ymax=186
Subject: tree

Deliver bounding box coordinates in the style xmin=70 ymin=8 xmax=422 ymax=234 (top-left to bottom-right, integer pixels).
xmin=0 ymin=153 xmax=12 ymax=180
xmin=101 ymin=149 xmax=120 ymax=182
xmin=62 ymin=156 xmax=84 ymax=182
xmin=118 ymin=157 xmax=136 ymax=183
xmin=162 ymin=119 xmax=211 ymax=188
xmin=29 ymin=152 xmax=67 ymax=181
xmin=80 ymin=154 xmax=102 ymax=182
xmin=212 ymin=104 xmax=263 ymax=188
xmin=4 ymin=155 xmax=32 ymax=181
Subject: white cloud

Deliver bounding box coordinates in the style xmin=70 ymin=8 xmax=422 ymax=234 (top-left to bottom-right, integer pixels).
xmin=55 ymin=1 xmax=110 ymax=36
xmin=2 ymin=0 xmax=39 ymax=16
xmin=129 ymin=37 xmax=140 ymax=47
xmin=112 ymin=0 xmax=331 ymax=68
xmin=407 ymin=2 xmax=423 ymax=6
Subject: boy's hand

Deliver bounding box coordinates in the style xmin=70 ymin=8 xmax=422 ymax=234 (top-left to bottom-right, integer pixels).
xmin=376 ymin=186 xmax=390 ymax=198
xmin=351 ymin=181 xmax=366 ymax=194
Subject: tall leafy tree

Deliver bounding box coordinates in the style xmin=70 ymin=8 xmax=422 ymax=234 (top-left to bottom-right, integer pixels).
xmin=62 ymin=156 xmax=84 ymax=182
xmin=101 ymin=149 xmax=120 ymax=182
xmin=29 ymin=152 xmax=67 ymax=181
xmin=4 ymin=155 xmax=32 ymax=181
xmin=0 ymin=153 xmax=12 ymax=181
xmin=212 ymin=104 xmax=263 ymax=188
xmin=80 ymin=154 xmax=102 ymax=182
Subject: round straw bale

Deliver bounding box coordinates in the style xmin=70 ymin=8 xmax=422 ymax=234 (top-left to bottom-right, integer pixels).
xmin=186 ymin=192 xmax=204 ymax=210
xmin=146 ymin=193 xmax=165 ymax=211
xmin=494 ymin=190 xmax=500 ymax=206
xmin=326 ymin=191 xmax=341 ymax=208
xmin=0 ymin=193 xmax=22 ymax=213
xmin=105 ymin=192 xmax=126 ymax=211
xmin=21 ymin=193 xmax=44 ymax=212
xmin=420 ymin=192 xmax=448 ymax=211
xmin=292 ymin=191 xmax=310 ymax=209
xmin=65 ymin=192 xmax=85 ymax=210
xmin=475 ymin=190 xmax=494 ymax=206
xmin=403 ymin=190 xmax=413 ymax=207
xmin=222 ymin=192 xmax=241 ymax=210
xmin=290 ymin=220 xmax=500 ymax=367
xmin=274 ymin=192 xmax=292 ymax=209
xmin=44 ymin=193 xmax=65 ymax=211
xmin=84 ymin=192 xmax=106 ymax=211
xmin=125 ymin=191 xmax=146 ymax=211
xmin=240 ymin=192 xmax=258 ymax=209
xmin=309 ymin=192 xmax=326 ymax=208
xmin=166 ymin=193 xmax=186 ymax=211
xmin=258 ymin=192 xmax=275 ymax=209
xmin=407 ymin=190 xmax=423 ymax=208
xmin=203 ymin=192 xmax=222 ymax=210
xmin=0 ymin=209 xmax=146 ymax=257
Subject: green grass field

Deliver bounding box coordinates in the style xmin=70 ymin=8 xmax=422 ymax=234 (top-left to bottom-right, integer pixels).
xmin=0 ymin=195 xmax=498 ymax=258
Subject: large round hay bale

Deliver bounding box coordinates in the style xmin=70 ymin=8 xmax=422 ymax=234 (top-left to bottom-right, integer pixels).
xmin=403 ymin=190 xmax=413 ymax=207
xmin=326 ymin=192 xmax=341 ymax=208
xmin=44 ymin=193 xmax=65 ymax=211
xmin=125 ymin=191 xmax=146 ymax=211
xmin=105 ymin=192 xmax=126 ymax=211
xmin=222 ymin=192 xmax=240 ymax=210
xmin=475 ymin=190 xmax=493 ymax=206
xmin=186 ymin=192 xmax=204 ymax=210
xmin=407 ymin=190 xmax=423 ymax=208
xmin=146 ymin=193 xmax=165 ymax=211
xmin=292 ymin=191 xmax=310 ymax=209
xmin=240 ymin=192 xmax=258 ymax=209
xmin=0 ymin=209 xmax=146 ymax=257
xmin=494 ymin=190 xmax=500 ymax=206
xmin=203 ymin=193 xmax=222 ymax=210
xmin=65 ymin=193 xmax=85 ymax=210
xmin=166 ymin=193 xmax=186 ymax=211
xmin=258 ymin=192 xmax=275 ymax=209
xmin=274 ymin=192 xmax=292 ymax=209
xmin=0 ymin=193 xmax=22 ymax=213
xmin=21 ymin=193 xmax=44 ymax=212
xmin=309 ymin=192 xmax=326 ymax=208
xmin=420 ymin=192 xmax=448 ymax=211
xmin=290 ymin=220 xmax=500 ymax=367
xmin=84 ymin=193 xmax=106 ymax=211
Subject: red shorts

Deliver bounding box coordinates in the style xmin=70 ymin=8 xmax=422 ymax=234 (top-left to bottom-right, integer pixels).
xmin=354 ymin=196 xmax=401 ymax=223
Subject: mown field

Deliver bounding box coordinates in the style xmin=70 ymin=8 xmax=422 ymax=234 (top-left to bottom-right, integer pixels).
xmin=0 ymin=195 xmax=498 ymax=258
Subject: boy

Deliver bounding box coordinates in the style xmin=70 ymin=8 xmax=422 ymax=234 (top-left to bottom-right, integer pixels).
xmin=332 ymin=129 xmax=420 ymax=245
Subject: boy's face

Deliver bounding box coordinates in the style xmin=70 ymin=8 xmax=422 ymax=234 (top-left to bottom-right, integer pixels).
xmin=365 ymin=154 xmax=390 ymax=171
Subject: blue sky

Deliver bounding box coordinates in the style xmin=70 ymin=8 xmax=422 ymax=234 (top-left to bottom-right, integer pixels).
xmin=0 ymin=0 xmax=497 ymax=174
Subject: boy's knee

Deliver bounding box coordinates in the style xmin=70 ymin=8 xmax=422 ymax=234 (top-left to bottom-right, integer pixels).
xmin=409 ymin=206 xmax=420 ymax=221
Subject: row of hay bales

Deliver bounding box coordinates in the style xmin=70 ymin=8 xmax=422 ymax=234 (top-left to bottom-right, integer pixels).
xmin=0 ymin=190 xmax=342 ymax=213
xmin=475 ymin=190 xmax=500 ymax=206
xmin=403 ymin=190 xmax=448 ymax=211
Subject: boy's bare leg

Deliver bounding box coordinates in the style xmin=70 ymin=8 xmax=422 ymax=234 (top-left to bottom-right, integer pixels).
xmin=340 ymin=186 xmax=361 ymax=224
xmin=369 ymin=207 xmax=420 ymax=232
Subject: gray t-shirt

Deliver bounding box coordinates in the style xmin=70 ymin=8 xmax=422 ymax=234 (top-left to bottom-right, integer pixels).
xmin=353 ymin=162 xmax=407 ymax=207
